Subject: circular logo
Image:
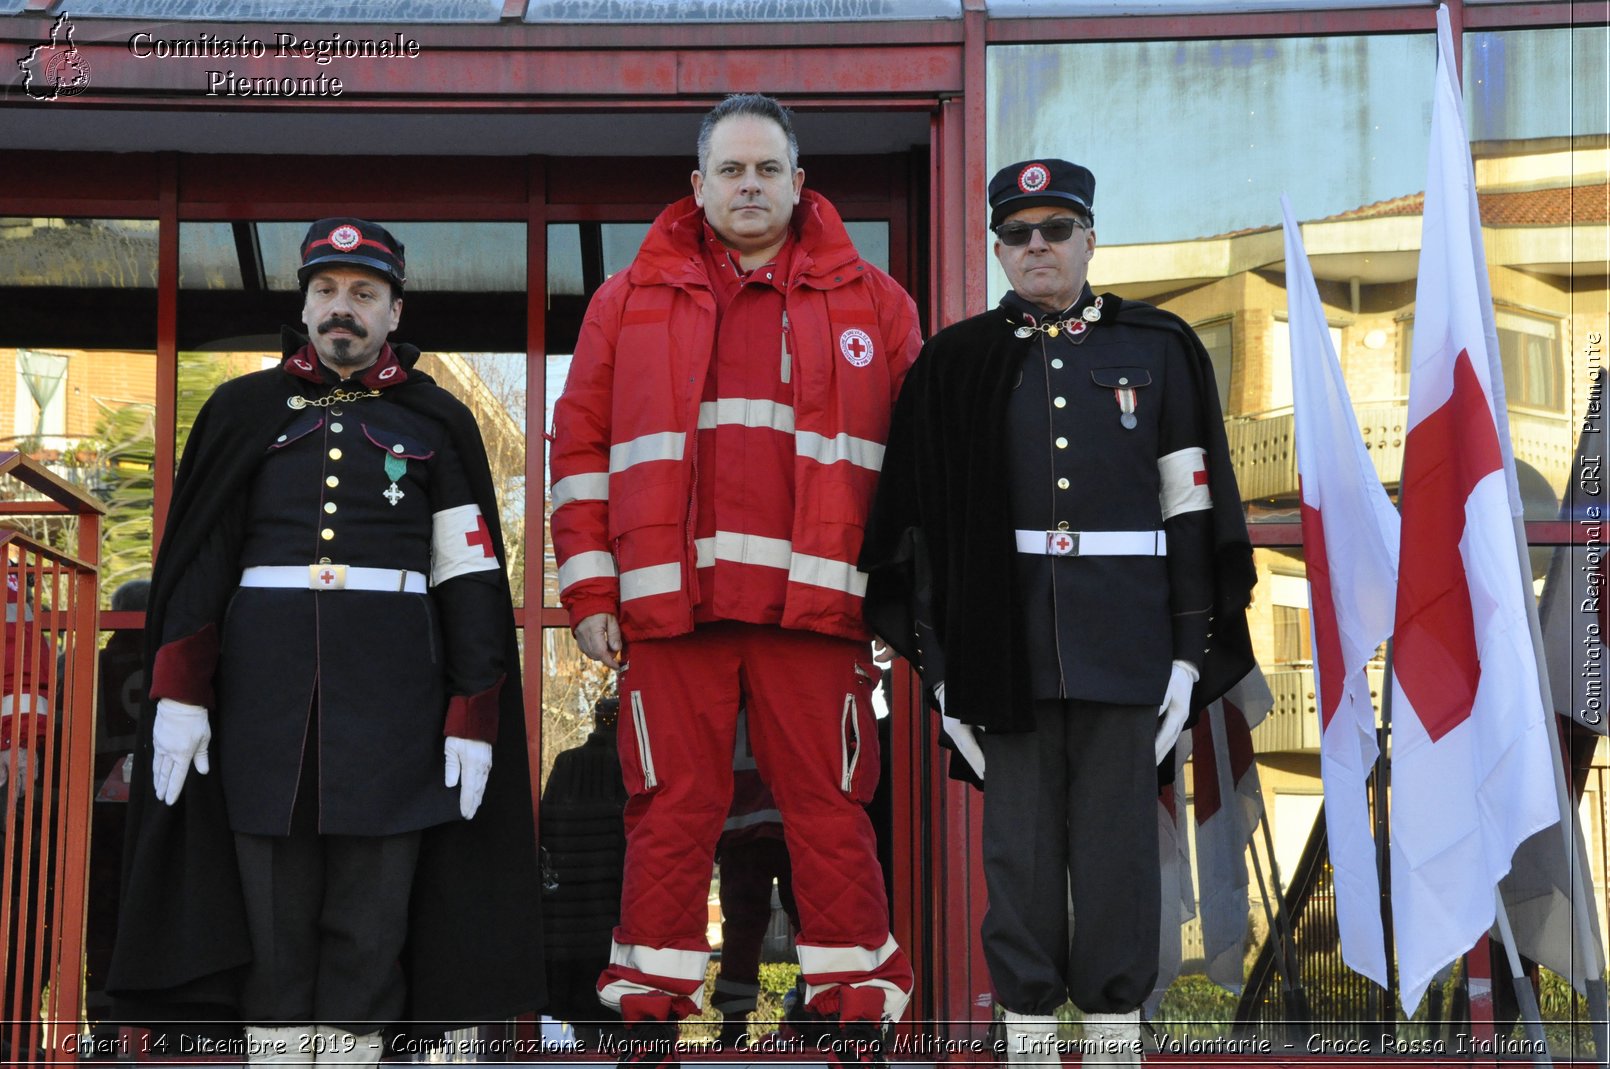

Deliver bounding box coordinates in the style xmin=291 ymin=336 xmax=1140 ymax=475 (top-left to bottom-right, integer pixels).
xmin=839 ymin=328 xmax=874 ymax=368
xmin=1017 ymin=163 xmax=1050 ymax=194
xmin=44 ymin=49 xmax=90 ymax=99
xmin=328 ymin=225 xmax=362 ymax=252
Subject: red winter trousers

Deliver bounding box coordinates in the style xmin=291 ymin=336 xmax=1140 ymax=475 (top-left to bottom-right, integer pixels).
xmin=597 ymin=623 xmax=911 ymax=1024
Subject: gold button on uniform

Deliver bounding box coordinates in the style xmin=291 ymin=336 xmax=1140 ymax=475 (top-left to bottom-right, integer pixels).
xmin=1053 ymin=397 xmax=1067 ymax=409
xmin=326 ymin=476 xmax=339 ymax=488
xmin=321 ymin=528 xmax=335 ymax=541
xmin=324 ymin=502 xmax=337 ymax=514
xmin=1056 ymin=437 xmax=1069 ymax=449
xmin=1057 ymin=478 xmax=1070 ymax=490
xmin=329 ymin=448 xmax=343 ymax=461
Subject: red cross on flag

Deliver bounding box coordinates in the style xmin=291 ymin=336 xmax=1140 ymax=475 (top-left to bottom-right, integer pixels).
xmin=1282 ymin=192 xmax=1393 ymax=988
xmin=1189 ymin=666 xmax=1273 ymax=993
xmin=1389 ymin=5 xmax=1561 ymax=1015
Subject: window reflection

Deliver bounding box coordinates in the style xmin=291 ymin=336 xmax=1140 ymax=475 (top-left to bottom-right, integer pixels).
xmin=0 ymin=218 xmax=159 ymax=605
xmin=989 ymin=27 xmax=1607 ymax=1037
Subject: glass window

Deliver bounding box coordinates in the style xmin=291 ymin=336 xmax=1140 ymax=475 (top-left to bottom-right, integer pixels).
xmin=988 ymin=0 xmax=1404 ymax=11
xmin=0 ymin=218 xmax=158 ymax=605
xmin=544 ymin=221 xmax=654 ymax=608
xmin=1193 ymin=317 xmax=1234 ymax=414
xmin=1464 ymin=27 xmax=1605 ymax=505
xmin=1495 ymin=307 xmax=1564 ymax=412
xmin=988 ymin=36 xmax=1434 ymax=254
xmin=526 ymin=0 xmax=959 ymax=21
xmin=68 ymin=0 xmax=501 ymax=20
xmin=845 ymin=222 xmax=891 ymax=273
xmin=0 ymin=218 xmax=158 ymax=289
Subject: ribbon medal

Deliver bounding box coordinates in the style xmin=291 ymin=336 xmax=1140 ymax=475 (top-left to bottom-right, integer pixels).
xmin=1114 ymin=382 xmax=1138 ymax=430
xmin=383 ymin=451 xmax=407 ymax=506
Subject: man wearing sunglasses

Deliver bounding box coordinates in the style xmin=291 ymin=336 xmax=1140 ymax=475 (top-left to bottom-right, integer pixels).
xmin=861 ymin=159 xmax=1255 ymax=1066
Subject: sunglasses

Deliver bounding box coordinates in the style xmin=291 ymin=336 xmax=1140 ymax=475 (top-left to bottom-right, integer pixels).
xmin=994 ymin=218 xmax=1088 ymax=246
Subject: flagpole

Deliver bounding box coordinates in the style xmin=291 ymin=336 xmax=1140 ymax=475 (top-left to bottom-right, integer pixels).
xmin=1492 ymin=890 xmax=1555 ymax=1065
xmin=1377 ymin=641 xmax=1398 ymax=1034
xmin=1246 ymin=814 xmax=1307 ymax=1042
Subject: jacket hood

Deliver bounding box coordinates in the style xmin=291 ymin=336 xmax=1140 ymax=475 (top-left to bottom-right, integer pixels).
xmin=628 ymin=188 xmax=863 ymax=290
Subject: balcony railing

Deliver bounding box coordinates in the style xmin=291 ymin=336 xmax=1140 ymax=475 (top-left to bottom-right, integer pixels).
xmin=1252 ymin=665 xmax=1388 ymax=756
xmin=1225 ymin=402 xmax=1575 ymax=505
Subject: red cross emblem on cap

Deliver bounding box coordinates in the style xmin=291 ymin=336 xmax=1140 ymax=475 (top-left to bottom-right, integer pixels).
xmin=328 ymin=225 xmax=362 ymax=252
xmin=1018 ymin=163 xmax=1050 ymax=193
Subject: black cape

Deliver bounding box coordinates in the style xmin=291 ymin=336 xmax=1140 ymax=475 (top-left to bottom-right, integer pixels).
xmin=108 ymin=332 xmax=545 ymax=1025
xmin=859 ymin=296 xmax=1256 ymax=784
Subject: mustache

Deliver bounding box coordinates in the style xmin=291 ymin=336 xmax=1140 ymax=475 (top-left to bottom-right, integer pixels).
xmin=318 ymin=317 xmax=368 ymax=338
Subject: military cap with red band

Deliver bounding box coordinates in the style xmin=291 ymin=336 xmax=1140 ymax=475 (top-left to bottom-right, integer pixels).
xmin=988 ymin=159 xmax=1096 ymax=231
xmin=298 ymin=217 xmax=407 ymax=292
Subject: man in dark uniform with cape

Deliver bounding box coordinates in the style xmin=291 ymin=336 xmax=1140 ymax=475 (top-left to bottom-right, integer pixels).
xmin=108 ymin=219 xmax=543 ymax=1062
xmin=860 ymin=161 xmax=1255 ymax=1067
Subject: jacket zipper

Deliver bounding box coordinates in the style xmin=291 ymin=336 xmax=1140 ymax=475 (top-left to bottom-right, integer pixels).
xmin=780 ymin=310 xmax=792 ymax=384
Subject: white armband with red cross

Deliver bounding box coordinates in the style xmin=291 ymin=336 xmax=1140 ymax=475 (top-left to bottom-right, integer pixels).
xmin=431 ymin=503 xmax=502 ymax=585
xmin=1158 ymin=446 xmax=1212 ymax=520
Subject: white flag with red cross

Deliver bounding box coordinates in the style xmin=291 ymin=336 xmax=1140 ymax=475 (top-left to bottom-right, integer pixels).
xmin=1388 ymin=5 xmax=1561 ymax=1015
xmin=1282 ymin=192 xmax=1394 ymax=988
xmin=1190 ymin=666 xmax=1273 ymax=994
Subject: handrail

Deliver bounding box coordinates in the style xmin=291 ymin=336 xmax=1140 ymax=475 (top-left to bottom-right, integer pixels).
xmin=0 ymin=529 xmax=98 ymax=574
xmin=0 ymin=452 xmax=108 ymax=516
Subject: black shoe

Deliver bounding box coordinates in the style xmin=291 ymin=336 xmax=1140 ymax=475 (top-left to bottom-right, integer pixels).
xmin=615 ymin=1019 xmax=680 ymax=1069
xmin=823 ymin=1018 xmax=888 ymax=1069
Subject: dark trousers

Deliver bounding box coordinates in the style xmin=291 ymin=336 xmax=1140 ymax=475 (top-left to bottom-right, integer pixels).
xmin=714 ymin=835 xmax=799 ymax=1013
xmin=978 ymin=699 xmax=1160 ymax=1016
xmin=233 ymin=770 xmax=421 ymax=1031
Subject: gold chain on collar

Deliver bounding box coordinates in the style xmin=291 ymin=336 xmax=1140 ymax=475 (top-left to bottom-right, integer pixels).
xmin=1013 ymin=295 xmax=1104 ymax=340
xmin=287 ymin=386 xmax=382 ymax=410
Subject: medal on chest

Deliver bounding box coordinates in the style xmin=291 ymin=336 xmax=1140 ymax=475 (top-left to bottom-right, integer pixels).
xmin=383 ymin=451 xmax=407 ymax=506
xmin=1114 ymin=386 xmax=1138 ymax=430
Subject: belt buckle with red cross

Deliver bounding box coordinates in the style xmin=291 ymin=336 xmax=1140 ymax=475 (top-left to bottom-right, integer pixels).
xmin=309 ymin=564 xmax=348 ymax=590
xmin=1046 ymin=531 xmax=1079 ymax=557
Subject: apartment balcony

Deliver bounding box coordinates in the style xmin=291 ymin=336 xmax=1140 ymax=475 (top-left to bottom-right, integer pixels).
xmin=1224 ymin=401 xmax=1576 ymax=505
xmin=1251 ymin=664 xmax=1388 ymax=756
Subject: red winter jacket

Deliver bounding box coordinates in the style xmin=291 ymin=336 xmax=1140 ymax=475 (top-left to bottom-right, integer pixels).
xmin=551 ymin=190 xmax=921 ymax=643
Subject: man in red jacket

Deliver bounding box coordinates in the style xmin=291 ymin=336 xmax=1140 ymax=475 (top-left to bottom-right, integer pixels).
xmin=550 ymin=93 xmax=919 ymax=1068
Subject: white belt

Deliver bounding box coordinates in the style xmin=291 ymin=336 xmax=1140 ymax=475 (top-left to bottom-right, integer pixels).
xmin=1014 ymin=529 xmax=1167 ymax=557
xmin=240 ymin=565 xmax=428 ymax=593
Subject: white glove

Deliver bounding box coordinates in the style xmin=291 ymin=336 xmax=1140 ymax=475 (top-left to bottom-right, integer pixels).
xmin=936 ymin=681 xmax=985 ymax=781
xmin=152 ymin=698 xmax=211 ymax=805
xmin=0 ymin=748 xmax=34 ymax=797
xmin=444 ymin=736 xmax=493 ymax=820
xmin=1155 ymin=660 xmax=1199 ymax=766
